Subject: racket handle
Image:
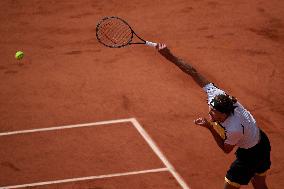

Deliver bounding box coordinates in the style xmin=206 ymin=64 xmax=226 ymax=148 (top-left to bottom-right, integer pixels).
xmin=146 ymin=41 xmax=157 ymax=47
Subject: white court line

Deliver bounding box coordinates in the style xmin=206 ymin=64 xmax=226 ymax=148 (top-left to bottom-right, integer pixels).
xmin=0 ymin=168 xmax=169 ymax=189
xmin=0 ymin=118 xmax=133 ymax=136
xmin=130 ymin=118 xmax=190 ymax=189
xmin=0 ymin=118 xmax=190 ymax=189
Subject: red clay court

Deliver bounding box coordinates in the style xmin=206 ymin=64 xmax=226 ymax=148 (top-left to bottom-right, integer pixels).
xmin=0 ymin=0 xmax=283 ymax=189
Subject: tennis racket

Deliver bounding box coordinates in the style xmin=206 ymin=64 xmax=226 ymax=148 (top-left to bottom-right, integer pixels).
xmin=96 ymin=16 xmax=157 ymax=48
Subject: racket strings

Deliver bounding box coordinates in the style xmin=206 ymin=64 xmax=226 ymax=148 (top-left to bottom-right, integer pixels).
xmin=99 ymin=24 xmax=129 ymax=46
xmin=109 ymin=22 xmax=132 ymax=45
xmin=97 ymin=18 xmax=132 ymax=47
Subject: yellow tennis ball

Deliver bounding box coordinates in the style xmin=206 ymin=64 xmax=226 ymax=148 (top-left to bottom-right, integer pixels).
xmin=15 ymin=51 xmax=24 ymax=60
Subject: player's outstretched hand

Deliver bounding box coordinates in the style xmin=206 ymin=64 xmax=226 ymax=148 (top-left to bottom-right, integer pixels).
xmin=156 ymin=43 xmax=173 ymax=59
xmin=156 ymin=43 xmax=167 ymax=50
xmin=194 ymin=118 xmax=211 ymax=129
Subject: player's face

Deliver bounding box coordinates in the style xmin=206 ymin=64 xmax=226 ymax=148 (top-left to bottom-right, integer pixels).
xmin=208 ymin=106 xmax=227 ymax=122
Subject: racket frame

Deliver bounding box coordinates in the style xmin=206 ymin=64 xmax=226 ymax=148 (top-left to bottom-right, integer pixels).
xmin=96 ymin=16 xmax=156 ymax=48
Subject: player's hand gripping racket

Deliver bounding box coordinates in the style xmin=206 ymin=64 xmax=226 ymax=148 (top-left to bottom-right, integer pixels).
xmin=96 ymin=16 xmax=157 ymax=48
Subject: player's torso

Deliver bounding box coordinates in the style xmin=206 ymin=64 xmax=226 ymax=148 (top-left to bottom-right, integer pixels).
xmin=224 ymin=102 xmax=260 ymax=149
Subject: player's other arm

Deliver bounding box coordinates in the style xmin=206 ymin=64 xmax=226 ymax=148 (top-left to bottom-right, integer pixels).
xmin=194 ymin=118 xmax=235 ymax=154
xmin=208 ymin=125 xmax=235 ymax=154
xmin=157 ymin=43 xmax=210 ymax=88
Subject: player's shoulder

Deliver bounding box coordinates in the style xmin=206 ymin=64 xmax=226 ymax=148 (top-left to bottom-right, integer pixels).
xmin=203 ymin=83 xmax=226 ymax=95
xmin=203 ymin=83 xmax=218 ymax=90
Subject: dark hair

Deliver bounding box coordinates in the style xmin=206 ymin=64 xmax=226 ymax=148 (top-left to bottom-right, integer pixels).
xmin=210 ymin=94 xmax=237 ymax=115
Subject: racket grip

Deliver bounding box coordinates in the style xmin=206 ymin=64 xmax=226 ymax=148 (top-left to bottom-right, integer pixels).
xmin=146 ymin=41 xmax=157 ymax=47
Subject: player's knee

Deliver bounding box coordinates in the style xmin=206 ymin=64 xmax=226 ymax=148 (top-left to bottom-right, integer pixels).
xmin=251 ymin=175 xmax=268 ymax=189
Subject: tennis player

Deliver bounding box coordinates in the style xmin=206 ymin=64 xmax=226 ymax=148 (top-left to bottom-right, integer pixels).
xmin=156 ymin=43 xmax=271 ymax=189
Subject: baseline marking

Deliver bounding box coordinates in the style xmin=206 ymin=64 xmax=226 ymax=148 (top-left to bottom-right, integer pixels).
xmin=0 ymin=168 xmax=168 ymax=189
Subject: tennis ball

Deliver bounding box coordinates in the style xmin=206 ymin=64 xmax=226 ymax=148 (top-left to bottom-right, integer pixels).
xmin=15 ymin=51 xmax=24 ymax=60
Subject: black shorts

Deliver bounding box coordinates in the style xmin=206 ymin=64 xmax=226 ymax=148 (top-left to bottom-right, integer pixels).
xmin=226 ymin=129 xmax=271 ymax=185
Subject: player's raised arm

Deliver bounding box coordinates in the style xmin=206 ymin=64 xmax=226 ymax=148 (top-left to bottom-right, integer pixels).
xmin=157 ymin=43 xmax=210 ymax=88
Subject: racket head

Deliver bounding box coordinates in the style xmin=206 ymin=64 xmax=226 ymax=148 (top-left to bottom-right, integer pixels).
xmin=96 ymin=16 xmax=134 ymax=48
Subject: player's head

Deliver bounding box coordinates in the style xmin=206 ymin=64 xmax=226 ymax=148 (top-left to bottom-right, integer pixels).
xmin=208 ymin=94 xmax=237 ymax=121
xmin=210 ymin=94 xmax=237 ymax=115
